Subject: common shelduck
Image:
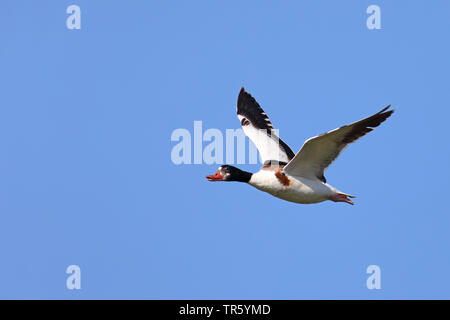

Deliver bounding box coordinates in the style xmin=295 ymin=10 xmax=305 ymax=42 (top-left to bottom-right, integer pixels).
xmin=206 ymin=88 xmax=394 ymax=205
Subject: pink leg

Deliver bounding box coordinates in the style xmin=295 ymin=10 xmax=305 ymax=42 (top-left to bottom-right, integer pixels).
xmin=330 ymin=193 xmax=355 ymax=205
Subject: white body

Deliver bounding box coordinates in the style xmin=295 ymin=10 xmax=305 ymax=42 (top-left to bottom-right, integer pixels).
xmin=248 ymin=169 xmax=340 ymax=204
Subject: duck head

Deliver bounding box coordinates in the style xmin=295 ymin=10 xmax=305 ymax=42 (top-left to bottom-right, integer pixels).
xmin=206 ymin=165 xmax=252 ymax=183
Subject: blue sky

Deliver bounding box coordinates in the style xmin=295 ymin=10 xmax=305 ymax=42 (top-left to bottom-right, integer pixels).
xmin=1 ymin=0 xmax=449 ymax=299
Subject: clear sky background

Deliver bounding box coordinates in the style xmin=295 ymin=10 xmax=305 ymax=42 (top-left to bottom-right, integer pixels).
xmin=1 ymin=0 xmax=449 ymax=299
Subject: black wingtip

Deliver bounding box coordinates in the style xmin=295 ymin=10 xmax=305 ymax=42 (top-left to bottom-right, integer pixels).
xmin=342 ymin=105 xmax=394 ymax=144
xmin=383 ymin=105 xmax=394 ymax=119
xmin=374 ymin=105 xmax=394 ymax=125
xmin=237 ymin=87 xmax=258 ymax=114
xmin=239 ymin=87 xmax=247 ymax=97
xmin=379 ymin=105 xmax=390 ymax=112
xmin=379 ymin=104 xmax=394 ymax=115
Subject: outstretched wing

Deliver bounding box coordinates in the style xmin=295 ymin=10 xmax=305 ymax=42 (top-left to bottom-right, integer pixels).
xmin=283 ymin=106 xmax=394 ymax=182
xmin=237 ymin=87 xmax=295 ymax=165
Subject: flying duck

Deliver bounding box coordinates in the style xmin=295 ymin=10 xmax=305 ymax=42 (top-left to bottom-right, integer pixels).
xmin=206 ymin=88 xmax=394 ymax=205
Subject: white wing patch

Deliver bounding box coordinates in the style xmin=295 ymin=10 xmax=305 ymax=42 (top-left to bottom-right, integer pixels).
xmin=238 ymin=115 xmax=291 ymax=164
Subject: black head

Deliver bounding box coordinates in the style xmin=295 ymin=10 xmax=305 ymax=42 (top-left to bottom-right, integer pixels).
xmin=206 ymin=165 xmax=252 ymax=183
